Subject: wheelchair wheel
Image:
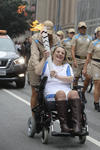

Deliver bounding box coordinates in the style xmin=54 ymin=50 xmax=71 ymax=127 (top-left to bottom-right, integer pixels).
xmin=27 ymin=116 xmax=36 ymax=137
xmin=41 ymin=127 xmax=49 ymax=144
xmin=79 ymin=135 xmax=86 ymax=144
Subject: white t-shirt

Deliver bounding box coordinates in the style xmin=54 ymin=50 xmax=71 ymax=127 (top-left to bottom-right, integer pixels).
xmin=42 ymin=62 xmax=74 ymax=100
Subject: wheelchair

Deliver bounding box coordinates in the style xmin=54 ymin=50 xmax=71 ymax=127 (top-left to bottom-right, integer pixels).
xmin=27 ymin=76 xmax=89 ymax=144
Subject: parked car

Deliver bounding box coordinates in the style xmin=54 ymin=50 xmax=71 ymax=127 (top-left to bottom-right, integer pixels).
xmin=0 ymin=30 xmax=26 ymax=88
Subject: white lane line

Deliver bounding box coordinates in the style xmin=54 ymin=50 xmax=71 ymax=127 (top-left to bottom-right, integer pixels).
xmin=3 ymin=89 xmax=100 ymax=147
xmin=87 ymin=136 xmax=100 ymax=147
xmin=3 ymin=89 xmax=30 ymax=106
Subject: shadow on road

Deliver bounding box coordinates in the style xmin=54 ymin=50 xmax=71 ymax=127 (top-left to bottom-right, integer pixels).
xmin=27 ymin=134 xmax=87 ymax=149
xmin=0 ymin=81 xmax=17 ymax=89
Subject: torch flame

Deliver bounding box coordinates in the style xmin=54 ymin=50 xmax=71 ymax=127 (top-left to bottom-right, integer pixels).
xmin=30 ymin=20 xmax=44 ymax=31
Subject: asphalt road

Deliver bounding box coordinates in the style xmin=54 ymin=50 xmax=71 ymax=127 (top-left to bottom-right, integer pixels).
xmin=0 ymin=81 xmax=100 ymax=150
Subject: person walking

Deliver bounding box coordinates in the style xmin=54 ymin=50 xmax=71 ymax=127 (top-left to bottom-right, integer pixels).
xmin=27 ymin=20 xmax=60 ymax=116
xmin=62 ymin=28 xmax=75 ymax=65
xmin=24 ymin=37 xmax=31 ymax=66
xmin=83 ymin=26 xmax=100 ymax=112
xmin=71 ymin=22 xmax=92 ymax=102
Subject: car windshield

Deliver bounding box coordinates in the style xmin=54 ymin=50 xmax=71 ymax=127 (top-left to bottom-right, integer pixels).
xmin=0 ymin=38 xmax=15 ymax=52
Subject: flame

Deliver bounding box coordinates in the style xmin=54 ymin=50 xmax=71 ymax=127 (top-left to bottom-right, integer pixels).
xmin=30 ymin=20 xmax=44 ymax=31
xmin=30 ymin=20 xmax=39 ymax=28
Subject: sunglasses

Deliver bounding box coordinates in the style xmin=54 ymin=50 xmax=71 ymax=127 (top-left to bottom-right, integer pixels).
xmin=69 ymin=32 xmax=75 ymax=34
xmin=79 ymin=26 xmax=87 ymax=29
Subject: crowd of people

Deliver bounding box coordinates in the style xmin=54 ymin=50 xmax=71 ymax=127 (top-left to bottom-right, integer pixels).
xmin=15 ymin=19 xmax=100 ymax=133
xmin=56 ymin=22 xmax=100 ymax=112
xmin=15 ymin=37 xmax=31 ymax=66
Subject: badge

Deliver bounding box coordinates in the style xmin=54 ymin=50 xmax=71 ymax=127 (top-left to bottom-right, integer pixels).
xmin=95 ymin=73 xmax=99 ymax=78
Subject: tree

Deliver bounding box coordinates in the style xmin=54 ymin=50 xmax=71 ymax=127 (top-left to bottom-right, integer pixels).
xmin=0 ymin=0 xmax=30 ymax=37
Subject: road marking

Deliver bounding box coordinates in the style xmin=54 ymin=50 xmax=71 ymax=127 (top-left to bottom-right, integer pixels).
xmin=3 ymin=89 xmax=100 ymax=147
xmin=3 ymin=89 xmax=30 ymax=106
xmin=87 ymin=136 xmax=100 ymax=147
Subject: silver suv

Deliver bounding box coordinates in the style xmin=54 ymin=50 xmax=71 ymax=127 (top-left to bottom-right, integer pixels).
xmin=0 ymin=30 xmax=26 ymax=88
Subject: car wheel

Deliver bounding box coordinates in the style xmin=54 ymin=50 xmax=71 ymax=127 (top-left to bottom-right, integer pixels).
xmin=16 ymin=78 xmax=25 ymax=88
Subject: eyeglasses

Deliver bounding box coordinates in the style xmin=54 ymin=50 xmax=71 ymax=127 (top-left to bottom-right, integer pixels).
xmin=79 ymin=26 xmax=87 ymax=30
xmin=69 ymin=32 xmax=75 ymax=34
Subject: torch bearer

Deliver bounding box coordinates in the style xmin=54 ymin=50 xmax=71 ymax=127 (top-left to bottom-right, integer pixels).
xmin=30 ymin=21 xmax=53 ymax=71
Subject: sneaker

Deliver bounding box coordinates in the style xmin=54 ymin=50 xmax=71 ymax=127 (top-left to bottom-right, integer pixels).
xmin=94 ymin=102 xmax=100 ymax=112
xmin=98 ymin=108 xmax=100 ymax=112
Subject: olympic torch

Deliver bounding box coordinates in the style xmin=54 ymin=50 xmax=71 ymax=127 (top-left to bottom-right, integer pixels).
xmin=41 ymin=27 xmax=53 ymax=71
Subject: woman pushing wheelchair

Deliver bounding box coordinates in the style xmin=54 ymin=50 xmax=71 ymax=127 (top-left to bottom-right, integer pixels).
xmin=35 ymin=45 xmax=82 ymax=134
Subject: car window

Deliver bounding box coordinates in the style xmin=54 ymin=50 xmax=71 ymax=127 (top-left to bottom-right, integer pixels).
xmin=0 ymin=38 xmax=15 ymax=52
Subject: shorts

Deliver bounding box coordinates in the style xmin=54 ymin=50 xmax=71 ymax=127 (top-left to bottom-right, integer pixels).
xmin=87 ymin=62 xmax=92 ymax=77
xmin=45 ymin=89 xmax=71 ymax=101
xmin=72 ymin=63 xmax=84 ymax=77
xmin=91 ymin=61 xmax=100 ymax=80
xmin=28 ymin=70 xmax=41 ymax=87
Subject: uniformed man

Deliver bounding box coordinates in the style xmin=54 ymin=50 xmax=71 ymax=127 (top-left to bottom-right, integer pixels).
xmin=71 ymin=22 xmax=92 ymax=102
xmin=57 ymin=30 xmax=65 ymax=40
xmin=62 ymin=28 xmax=75 ymax=65
xmin=93 ymin=27 xmax=98 ymax=40
xmin=27 ymin=20 xmax=60 ymax=116
xmin=83 ymin=26 xmax=100 ymax=111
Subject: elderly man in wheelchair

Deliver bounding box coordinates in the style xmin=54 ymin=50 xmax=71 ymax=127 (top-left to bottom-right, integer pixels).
xmin=27 ymin=45 xmax=88 ymax=144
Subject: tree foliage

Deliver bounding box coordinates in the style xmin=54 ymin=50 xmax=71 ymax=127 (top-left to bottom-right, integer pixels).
xmin=0 ymin=0 xmax=30 ymax=37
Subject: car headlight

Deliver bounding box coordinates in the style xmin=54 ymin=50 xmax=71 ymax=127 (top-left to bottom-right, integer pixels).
xmin=14 ymin=57 xmax=25 ymax=65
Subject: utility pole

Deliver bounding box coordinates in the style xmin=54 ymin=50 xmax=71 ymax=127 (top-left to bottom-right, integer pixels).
xmin=75 ymin=0 xmax=79 ymax=32
xmin=56 ymin=0 xmax=61 ymax=31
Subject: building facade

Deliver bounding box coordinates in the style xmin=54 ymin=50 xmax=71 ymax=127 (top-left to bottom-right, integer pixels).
xmin=77 ymin=0 xmax=100 ymax=34
xmin=36 ymin=0 xmax=77 ymax=32
xmin=24 ymin=0 xmax=100 ymax=35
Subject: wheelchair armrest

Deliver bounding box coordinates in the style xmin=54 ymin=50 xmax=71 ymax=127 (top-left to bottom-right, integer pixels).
xmin=37 ymin=76 xmax=48 ymax=105
xmin=39 ymin=76 xmax=48 ymax=92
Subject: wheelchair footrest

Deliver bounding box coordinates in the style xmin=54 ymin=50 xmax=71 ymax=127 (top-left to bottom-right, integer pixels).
xmin=71 ymin=131 xmax=89 ymax=136
xmin=51 ymin=131 xmax=71 ymax=136
xmin=51 ymin=131 xmax=89 ymax=137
